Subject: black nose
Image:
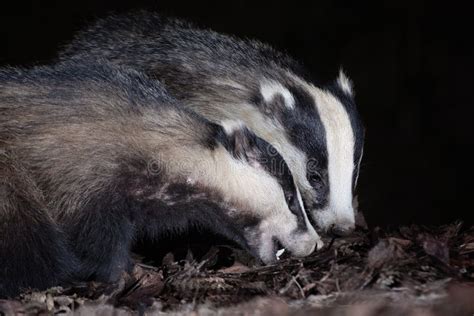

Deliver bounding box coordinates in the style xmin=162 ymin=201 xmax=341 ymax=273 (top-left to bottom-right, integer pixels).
xmin=329 ymin=225 xmax=354 ymax=237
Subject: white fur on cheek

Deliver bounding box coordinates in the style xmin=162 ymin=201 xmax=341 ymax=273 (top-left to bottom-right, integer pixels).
xmin=259 ymin=230 xmax=277 ymax=264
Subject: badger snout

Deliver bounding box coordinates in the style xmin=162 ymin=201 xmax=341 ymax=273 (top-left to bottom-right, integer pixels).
xmin=314 ymin=206 xmax=356 ymax=236
xmin=284 ymin=228 xmax=323 ymax=257
xmin=271 ymin=225 xmax=323 ymax=262
xmin=256 ymin=226 xmax=323 ymax=264
xmin=329 ymin=222 xmax=355 ymax=237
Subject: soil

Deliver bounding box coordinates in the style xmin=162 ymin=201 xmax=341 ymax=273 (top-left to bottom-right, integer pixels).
xmin=1 ymin=222 xmax=473 ymax=315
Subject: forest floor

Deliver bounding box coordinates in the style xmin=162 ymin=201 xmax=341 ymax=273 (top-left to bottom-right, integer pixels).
xmin=1 ymin=222 xmax=473 ymax=315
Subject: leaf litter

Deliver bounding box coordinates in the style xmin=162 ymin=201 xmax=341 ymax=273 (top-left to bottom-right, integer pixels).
xmin=1 ymin=221 xmax=473 ymax=315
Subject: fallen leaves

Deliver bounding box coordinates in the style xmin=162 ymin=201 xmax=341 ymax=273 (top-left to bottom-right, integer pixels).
xmin=114 ymin=265 xmax=164 ymax=308
xmin=367 ymin=237 xmax=412 ymax=269
xmin=421 ymin=236 xmax=450 ymax=264
xmin=0 ymin=223 xmax=473 ymax=315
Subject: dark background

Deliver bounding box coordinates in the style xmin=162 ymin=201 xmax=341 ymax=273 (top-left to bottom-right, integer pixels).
xmin=1 ymin=1 xmax=472 ymax=228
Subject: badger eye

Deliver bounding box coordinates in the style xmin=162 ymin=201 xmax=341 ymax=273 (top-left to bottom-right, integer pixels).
xmin=309 ymin=173 xmax=324 ymax=191
xmin=309 ymin=173 xmax=322 ymax=184
xmin=285 ymin=193 xmax=295 ymax=205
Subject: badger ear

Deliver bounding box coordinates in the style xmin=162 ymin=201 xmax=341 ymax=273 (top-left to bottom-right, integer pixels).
xmin=336 ymin=69 xmax=354 ymax=96
xmin=218 ymin=120 xmax=261 ymax=165
xmin=258 ymin=80 xmax=295 ymax=112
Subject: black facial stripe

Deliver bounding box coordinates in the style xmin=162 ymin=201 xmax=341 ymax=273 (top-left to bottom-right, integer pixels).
xmin=249 ymin=89 xmax=264 ymax=106
xmin=285 ymin=85 xmax=328 ymax=160
xmin=327 ymin=84 xmax=365 ymax=191
xmin=215 ymin=124 xmax=259 ymax=161
xmin=211 ymin=123 xmax=233 ymax=152
xmin=276 ymin=84 xmax=330 ymax=209
xmin=251 ymin=136 xmax=308 ymax=231
xmin=250 ymin=82 xmax=328 ymax=165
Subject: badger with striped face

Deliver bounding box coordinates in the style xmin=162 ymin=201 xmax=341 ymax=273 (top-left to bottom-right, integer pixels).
xmin=0 ymin=61 xmax=320 ymax=297
xmin=60 ymin=11 xmax=365 ymax=236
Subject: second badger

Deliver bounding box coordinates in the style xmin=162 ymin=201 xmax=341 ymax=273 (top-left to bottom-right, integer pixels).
xmin=60 ymin=11 xmax=366 ymax=236
xmin=0 ymin=60 xmax=320 ymax=298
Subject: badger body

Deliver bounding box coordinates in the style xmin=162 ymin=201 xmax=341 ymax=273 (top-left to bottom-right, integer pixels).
xmin=0 ymin=150 xmax=78 ymax=297
xmin=60 ymin=11 xmax=365 ymax=235
xmin=0 ymin=61 xmax=320 ymax=297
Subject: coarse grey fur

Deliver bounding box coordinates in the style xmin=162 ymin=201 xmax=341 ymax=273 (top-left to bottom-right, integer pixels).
xmin=0 ymin=60 xmax=320 ymax=297
xmin=60 ymin=11 xmax=365 ymax=236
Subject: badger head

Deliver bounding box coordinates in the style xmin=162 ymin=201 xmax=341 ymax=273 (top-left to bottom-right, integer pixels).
xmin=256 ymin=70 xmax=364 ymax=237
xmin=310 ymin=71 xmax=364 ymax=236
xmin=300 ymin=71 xmax=364 ymax=236
xmin=207 ymin=120 xmax=323 ymax=263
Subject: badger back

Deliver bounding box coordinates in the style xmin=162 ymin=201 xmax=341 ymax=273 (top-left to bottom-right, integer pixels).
xmin=60 ymin=11 xmax=365 ymax=235
xmin=0 ymin=61 xmax=320 ymax=265
xmin=0 ymin=62 xmax=227 ymax=228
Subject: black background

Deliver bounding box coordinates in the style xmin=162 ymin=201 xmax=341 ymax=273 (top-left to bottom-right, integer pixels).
xmin=1 ymin=1 xmax=472 ymax=228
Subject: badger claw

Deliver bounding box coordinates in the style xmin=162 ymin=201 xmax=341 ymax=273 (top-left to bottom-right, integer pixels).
xmin=275 ymin=248 xmax=286 ymax=260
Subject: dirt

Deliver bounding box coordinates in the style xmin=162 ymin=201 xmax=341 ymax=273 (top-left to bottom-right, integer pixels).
xmin=1 ymin=222 xmax=473 ymax=315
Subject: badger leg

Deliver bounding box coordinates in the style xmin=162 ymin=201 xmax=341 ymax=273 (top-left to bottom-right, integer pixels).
xmin=62 ymin=194 xmax=135 ymax=283
xmin=137 ymin=200 xmax=253 ymax=255
xmin=63 ymin=175 xmax=252 ymax=282
xmin=0 ymin=151 xmax=78 ymax=298
xmin=128 ymin=181 xmax=254 ymax=259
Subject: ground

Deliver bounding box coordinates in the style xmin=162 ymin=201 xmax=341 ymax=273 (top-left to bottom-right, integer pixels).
xmin=1 ymin=222 xmax=473 ymax=315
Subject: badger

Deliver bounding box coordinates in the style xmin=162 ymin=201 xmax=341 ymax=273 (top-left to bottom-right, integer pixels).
xmin=0 ymin=60 xmax=321 ymax=298
xmin=60 ymin=11 xmax=365 ymax=236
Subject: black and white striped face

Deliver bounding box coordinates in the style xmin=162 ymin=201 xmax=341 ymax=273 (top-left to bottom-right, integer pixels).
xmin=255 ymin=71 xmax=364 ymax=236
xmin=215 ymin=121 xmax=323 ymax=263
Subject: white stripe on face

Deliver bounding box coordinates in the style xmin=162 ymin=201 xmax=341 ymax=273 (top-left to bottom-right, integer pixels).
xmin=309 ymin=86 xmax=356 ymax=232
xmin=260 ymin=80 xmax=295 ymax=110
